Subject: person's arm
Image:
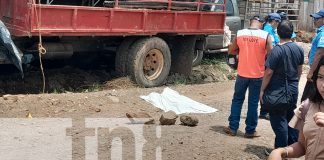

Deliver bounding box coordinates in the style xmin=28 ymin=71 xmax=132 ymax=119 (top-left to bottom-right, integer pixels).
xmin=307 ymin=48 xmax=324 ymax=81
xmin=298 ymin=65 xmax=303 ymax=80
xmin=268 ymin=142 xmax=306 ymax=159
xmin=268 ymin=128 xmax=306 ymax=159
xmin=291 ymin=32 xmax=297 ymax=42
xmin=259 ymin=68 xmax=273 ymax=104
xmin=266 ymin=35 xmax=273 ymax=55
xmin=228 ymin=37 xmax=239 ymax=55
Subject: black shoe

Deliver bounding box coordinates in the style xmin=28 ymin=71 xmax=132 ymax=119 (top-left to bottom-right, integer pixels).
xmin=259 ymin=114 xmax=270 ymax=120
xmin=244 ymin=131 xmax=261 ymax=138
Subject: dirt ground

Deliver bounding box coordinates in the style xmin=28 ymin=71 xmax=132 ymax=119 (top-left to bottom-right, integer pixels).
xmin=0 ymin=42 xmax=311 ymax=160
xmin=0 ymin=76 xmax=309 ymax=160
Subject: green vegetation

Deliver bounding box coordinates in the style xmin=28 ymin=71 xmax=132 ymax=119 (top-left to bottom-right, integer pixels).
xmin=81 ymin=83 xmax=102 ymax=92
xmin=50 ymin=83 xmax=102 ymax=94
xmin=174 ymin=78 xmax=188 ymax=85
xmin=201 ymin=53 xmax=227 ymax=65
xmin=52 ymin=88 xmax=66 ymax=94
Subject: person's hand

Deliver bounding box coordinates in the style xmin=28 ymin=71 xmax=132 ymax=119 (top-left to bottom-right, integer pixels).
xmin=313 ymin=112 xmax=324 ymax=127
xmin=307 ymin=72 xmax=313 ymax=82
xmin=259 ymin=91 xmax=264 ymax=104
xmin=267 ymin=148 xmax=284 ymax=160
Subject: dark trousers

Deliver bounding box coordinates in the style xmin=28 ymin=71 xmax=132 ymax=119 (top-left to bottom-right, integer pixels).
xmin=260 ymin=107 xmax=268 ymax=116
xmin=269 ymin=109 xmax=299 ymax=148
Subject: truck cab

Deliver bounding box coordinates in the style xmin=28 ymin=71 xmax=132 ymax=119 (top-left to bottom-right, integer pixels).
xmin=193 ymin=0 xmax=241 ymax=66
xmin=206 ymin=0 xmax=241 ymax=51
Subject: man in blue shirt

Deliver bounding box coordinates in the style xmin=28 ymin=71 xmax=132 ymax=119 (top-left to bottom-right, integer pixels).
xmin=263 ymin=13 xmax=281 ymax=46
xmin=307 ymin=9 xmax=324 ymax=81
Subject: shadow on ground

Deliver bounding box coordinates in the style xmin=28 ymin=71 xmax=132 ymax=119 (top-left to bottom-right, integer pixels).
xmin=244 ymin=144 xmax=269 ymax=160
xmin=209 ymin=125 xmax=245 ymax=138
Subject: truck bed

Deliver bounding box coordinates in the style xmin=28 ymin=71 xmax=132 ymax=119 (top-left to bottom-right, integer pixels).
xmin=0 ymin=0 xmax=225 ymax=37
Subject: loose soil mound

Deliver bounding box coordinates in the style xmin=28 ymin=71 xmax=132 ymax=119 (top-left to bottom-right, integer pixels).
xmin=0 ymin=55 xmax=235 ymax=94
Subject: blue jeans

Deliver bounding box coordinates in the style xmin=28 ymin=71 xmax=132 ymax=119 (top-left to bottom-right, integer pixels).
xmin=269 ymin=109 xmax=299 ymax=148
xmin=228 ymin=75 xmax=262 ymax=134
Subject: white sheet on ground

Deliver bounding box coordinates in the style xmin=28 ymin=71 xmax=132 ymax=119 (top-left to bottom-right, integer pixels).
xmin=140 ymin=87 xmax=218 ymax=114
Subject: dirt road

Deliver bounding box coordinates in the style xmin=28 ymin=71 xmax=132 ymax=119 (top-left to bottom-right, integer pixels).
xmin=0 ymin=73 xmax=308 ymax=160
xmin=0 ymin=42 xmax=311 ymax=160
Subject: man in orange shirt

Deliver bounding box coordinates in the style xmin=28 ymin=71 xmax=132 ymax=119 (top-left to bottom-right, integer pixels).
xmin=224 ymin=15 xmax=273 ymax=137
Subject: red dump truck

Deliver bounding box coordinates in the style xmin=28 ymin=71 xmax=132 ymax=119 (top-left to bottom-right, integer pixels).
xmin=0 ymin=0 xmax=225 ymax=87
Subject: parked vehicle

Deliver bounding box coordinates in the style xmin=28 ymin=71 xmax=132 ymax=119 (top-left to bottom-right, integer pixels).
xmin=0 ymin=0 xmax=226 ymax=87
xmin=193 ymin=0 xmax=241 ymax=66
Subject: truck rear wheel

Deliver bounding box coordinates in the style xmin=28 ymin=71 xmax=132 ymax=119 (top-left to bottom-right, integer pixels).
xmin=127 ymin=37 xmax=171 ymax=87
xmin=115 ymin=37 xmax=137 ymax=76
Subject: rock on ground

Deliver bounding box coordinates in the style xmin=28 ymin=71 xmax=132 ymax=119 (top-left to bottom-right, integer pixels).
xmin=126 ymin=112 xmax=155 ymax=124
xmin=180 ymin=115 xmax=199 ymax=126
xmin=159 ymin=111 xmax=178 ymax=125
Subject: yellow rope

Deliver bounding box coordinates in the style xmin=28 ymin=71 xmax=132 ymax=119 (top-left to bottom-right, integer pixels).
xmin=34 ymin=0 xmax=46 ymax=93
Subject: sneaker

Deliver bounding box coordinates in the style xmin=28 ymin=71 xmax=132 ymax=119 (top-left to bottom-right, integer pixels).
xmin=264 ymin=148 xmax=273 ymax=156
xmin=259 ymin=114 xmax=270 ymax=120
xmin=244 ymin=131 xmax=261 ymax=138
xmin=223 ymin=126 xmax=237 ymax=136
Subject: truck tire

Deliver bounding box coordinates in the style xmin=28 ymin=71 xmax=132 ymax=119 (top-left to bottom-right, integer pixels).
xmin=192 ymin=50 xmax=203 ymax=67
xmin=115 ymin=37 xmax=137 ymax=76
xmin=127 ymin=37 xmax=171 ymax=87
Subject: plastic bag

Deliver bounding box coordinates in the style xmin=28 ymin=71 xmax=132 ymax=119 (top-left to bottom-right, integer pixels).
xmin=223 ymin=24 xmax=231 ymax=48
xmin=0 ymin=20 xmax=23 ymax=76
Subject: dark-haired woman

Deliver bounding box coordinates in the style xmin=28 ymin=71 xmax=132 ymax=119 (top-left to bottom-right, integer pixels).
xmin=259 ymin=20 xmax=304 ymax=154
xmin=268 ymin=57 xmax=324 ymax=160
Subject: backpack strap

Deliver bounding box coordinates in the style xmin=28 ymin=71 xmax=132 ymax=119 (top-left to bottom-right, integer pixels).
xmin=289 ymin=98 xmax=311 ymax=130
xmin=300 ymin=98 xmax=311 ymax=122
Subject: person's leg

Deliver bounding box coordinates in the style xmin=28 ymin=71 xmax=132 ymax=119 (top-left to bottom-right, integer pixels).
xmin=228 ymin=75 xmax=249 ymax=133
xmin=245 ymin=77 xmax=262 ymax=134
xmin=269 ymin=111 xmax=288 ymax=148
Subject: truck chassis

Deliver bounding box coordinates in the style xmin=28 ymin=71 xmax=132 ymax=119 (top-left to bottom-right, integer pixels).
xmin=0 ymin=0 xmax=225 ymax=87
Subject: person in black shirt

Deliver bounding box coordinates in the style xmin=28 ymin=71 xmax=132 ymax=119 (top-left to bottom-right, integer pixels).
xmin=259 ymin=20 xmax=304 ymax=155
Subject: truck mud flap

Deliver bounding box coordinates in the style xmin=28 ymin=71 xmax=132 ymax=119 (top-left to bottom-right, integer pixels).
xmin=0 ymin=20 xmax=23 ymax=76
xmin=170 ymin=36 xmax=196 ymax=76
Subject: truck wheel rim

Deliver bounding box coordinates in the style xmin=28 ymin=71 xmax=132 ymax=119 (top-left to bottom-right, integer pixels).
xmin=143 ymin=49 xmax=164 ymax=80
